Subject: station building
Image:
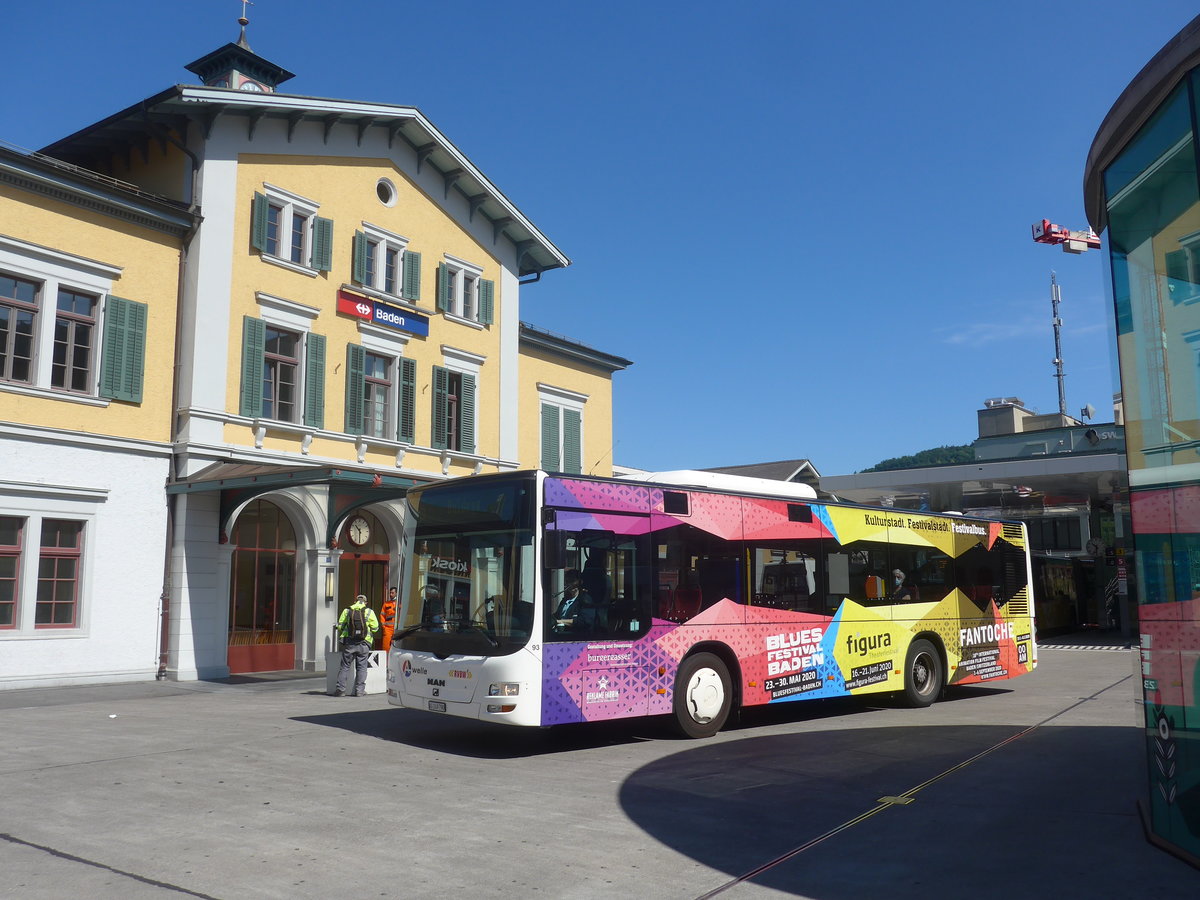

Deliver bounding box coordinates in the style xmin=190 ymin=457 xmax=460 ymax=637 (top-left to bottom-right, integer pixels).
xmin=1083 ymin=12 xmax=1200 ymax=865
xmin=0 ymin=25 xmax=629 ymax=687
xmin=820 ymin=398 xmax=1130 ymax=639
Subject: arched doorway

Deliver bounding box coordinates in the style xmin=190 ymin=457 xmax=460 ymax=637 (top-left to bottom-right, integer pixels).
xmin=337 ymin=508 xmax=391 ymax=622
xmin=228 ymin=499 xmax=297 ymax=673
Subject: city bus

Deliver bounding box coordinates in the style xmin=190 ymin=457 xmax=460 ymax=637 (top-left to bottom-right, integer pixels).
xmin=386 ymin=470 xmax=1037 ymax=737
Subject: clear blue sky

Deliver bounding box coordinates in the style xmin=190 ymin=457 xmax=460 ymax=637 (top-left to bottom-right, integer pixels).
xmin=5 ymin=1 xmax=1197 ymax=474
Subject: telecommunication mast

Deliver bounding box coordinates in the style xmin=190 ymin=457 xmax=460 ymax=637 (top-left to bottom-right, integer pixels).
xmin=1032 ymin=219 xmax=1101 ymax=417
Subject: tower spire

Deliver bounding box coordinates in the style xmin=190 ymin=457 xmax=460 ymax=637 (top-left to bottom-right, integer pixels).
xmin=237 ymin=0 xmax=254 ymax=50
xmin=184 ymin=2 xmax=293 ymax=93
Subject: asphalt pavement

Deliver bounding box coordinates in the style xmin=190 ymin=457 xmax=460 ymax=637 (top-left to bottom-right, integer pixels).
xmin=0 ymin=634 xmax=1195 ymax=899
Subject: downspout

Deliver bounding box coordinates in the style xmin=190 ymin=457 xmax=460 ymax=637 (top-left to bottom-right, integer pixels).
xmin=157 ymin=118 xmax=203 ymax=680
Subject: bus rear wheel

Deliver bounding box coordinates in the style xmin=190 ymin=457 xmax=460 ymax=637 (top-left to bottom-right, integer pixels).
xmin=674 ymin=652 xmax=732 ymax=738
xmin=903 ymin=638 xmax=943 ymax=708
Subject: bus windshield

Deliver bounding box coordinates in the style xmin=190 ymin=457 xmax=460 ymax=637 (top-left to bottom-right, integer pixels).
xmin=396 ymin=477 xmax=535 ymax=657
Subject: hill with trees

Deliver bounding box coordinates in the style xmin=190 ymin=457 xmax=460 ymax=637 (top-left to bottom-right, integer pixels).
xmin=861 ymin=444 xmax=974 ymax=473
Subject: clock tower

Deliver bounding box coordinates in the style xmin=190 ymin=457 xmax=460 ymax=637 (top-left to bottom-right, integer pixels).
xmin=183 ymin=9 xmax=294 ymax=94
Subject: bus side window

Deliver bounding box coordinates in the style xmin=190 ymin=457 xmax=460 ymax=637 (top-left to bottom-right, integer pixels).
xmin=697 ymin=556 xmax=742 ymax=608
xmin=826 ymin=551 xmax=850 ymax=614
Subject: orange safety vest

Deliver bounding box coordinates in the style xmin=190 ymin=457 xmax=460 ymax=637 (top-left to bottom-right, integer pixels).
xmin=380 ymin=598 xmax=397 ymax=651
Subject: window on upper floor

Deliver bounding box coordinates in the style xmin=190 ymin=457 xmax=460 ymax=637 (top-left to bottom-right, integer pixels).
xmin=239 ymin=315 xmax=326 ymax=427
xmin=352 ymin=225 xmax=421 ymax=302
xmin=432 ymin=365 xmax=476 ymax=453
xmin=363 ymin=351 xmax=390 ymax=438
xmin=52 ymin=288 xmax=97 ymax=393
xmin=0 ymin=273 xmax=37 ymax=384
xmin=437 ymin=256 xmax=494 ymax=325
xmin=0 ymin=515 xmax=86 ymax=632
xmin=263 ymin=325 xmax=300 ymax=422
xmin=251 ymin=185 xmax=333 ymax=274
xmin=345 ymin=345 xmax=416 ymax=443
xmin=540 ymin=401 xmax=584 ymax=474
xmin=0 ymin=243 xmax=146 ymax=405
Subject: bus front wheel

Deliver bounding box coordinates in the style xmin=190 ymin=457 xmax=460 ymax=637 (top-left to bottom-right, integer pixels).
xmin=674 ymin=652 xmax=732 ymax=738
xmin=903 ymin=638 xmax=943 ymax=708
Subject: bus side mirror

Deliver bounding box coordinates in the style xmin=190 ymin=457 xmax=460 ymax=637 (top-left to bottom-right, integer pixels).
xmin=545 ymin=529 xmax=568 ymax=570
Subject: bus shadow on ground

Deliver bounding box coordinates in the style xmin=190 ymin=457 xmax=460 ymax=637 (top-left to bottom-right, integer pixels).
xmin=290 ymin=693 xmax=926 ymax=759
xmin=617 ymin=722 xmax=1153 ymax=899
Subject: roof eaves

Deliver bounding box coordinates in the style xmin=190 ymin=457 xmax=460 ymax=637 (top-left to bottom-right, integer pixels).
xmin=0 ymin=141 xmax=196 ymax=235
xmin=174 ymin=87 xmax=571 ymax=272
xmin=519 ymin=322 xmax=633 ymax=372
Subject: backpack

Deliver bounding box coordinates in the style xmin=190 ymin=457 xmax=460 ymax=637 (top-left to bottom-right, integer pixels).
xmin=346 ymin=606 xmax=368 ymax=642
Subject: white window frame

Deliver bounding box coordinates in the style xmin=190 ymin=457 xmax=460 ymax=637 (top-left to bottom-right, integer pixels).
xmin=0 ymin=235 xmax=119 ymax=405
xmin=357 ymin=325 xmax=411 ymax=440
xmin=538 ymin=384 xmax=588 ymax=473
xmin=360 ymin=222 xmax=410 ymax=299
xmin=255 ymin=292 xmax=319 ymax=427
xmin=0 ymin=481 xmax=106 ymax=638
xmin=260 ymin=183 xmax=321 ymax=275
xmin=442 ymin=254 xmax=484 ymax=327
xmin=438 ymin=345 xmax=485 ymax=462
xmin=355 ymin=324 xmax=414 ymax=462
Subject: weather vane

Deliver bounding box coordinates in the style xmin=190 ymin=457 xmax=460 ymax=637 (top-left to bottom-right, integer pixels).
xmin=240 ymin=0 xmax=254 ymax=24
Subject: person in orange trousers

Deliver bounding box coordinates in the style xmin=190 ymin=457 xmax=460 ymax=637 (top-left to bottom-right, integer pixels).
xmin=380 ymin=586 xmax=398 ymax=651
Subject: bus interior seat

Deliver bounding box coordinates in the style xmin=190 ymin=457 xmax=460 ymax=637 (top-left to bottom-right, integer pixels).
xmin=673 ymin=587 xmax=702 ymax=621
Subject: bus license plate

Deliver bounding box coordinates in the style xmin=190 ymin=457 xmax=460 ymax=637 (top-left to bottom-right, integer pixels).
xmin=428 ymin=700 xmax=447 ymax=712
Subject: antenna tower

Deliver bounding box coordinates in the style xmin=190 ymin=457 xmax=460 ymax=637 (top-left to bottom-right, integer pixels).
xmin=1050 ymin=271 xmax=1067 ymax=417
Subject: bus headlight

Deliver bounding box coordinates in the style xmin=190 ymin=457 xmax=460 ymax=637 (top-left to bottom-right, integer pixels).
xmin=488 ymin=682 xmax=520 ymax=697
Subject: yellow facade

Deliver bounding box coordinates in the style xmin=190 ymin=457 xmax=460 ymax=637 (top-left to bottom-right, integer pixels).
xmin=221 ymin=155 xmax=504 ymax=478
xmin=0 ymin=183 xmax=183 ymax=443
xmin=519 ymin=344 xmax=618 ymax=477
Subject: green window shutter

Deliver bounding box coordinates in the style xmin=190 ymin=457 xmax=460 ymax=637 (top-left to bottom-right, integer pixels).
xmin=432 ymin=366 xmax=449 ymax=449
xmin=304 ymin=333 xmax=326 ymax=428
xmin=397 ymin=357 xmax=416 ymax=443
xmin=312 ymin=217 xmax=334 ymax=271
xmin=436 ymin=262 xmax=450 ymax=311
xmin=459 ymin=372 xmax=476 ymax=454
xmin=402 ymin=250 xmax=421 ymax=301
xmin=99 ymin=295 xmax=147 ymax=403
xmin=478 ymin=279 xmax=495 ymax=325
xmin=352 ymin=230 xmax=368 ymax=285
xmin=345 ymin=344 xmax=365 ymax=434
xmin=563 ymin=408 xmax=582 ymax=474
xmin=540 ymin=403 xmax=560 ymax=471
xmin=251 ymin=192 xmax=268 ymax=252
xmin=239 ymin=316 xmax=266 ymax=417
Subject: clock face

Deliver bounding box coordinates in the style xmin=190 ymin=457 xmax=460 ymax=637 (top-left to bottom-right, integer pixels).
xmin=348 ymin=516 xmax=371 ymax=547
xmin=239 ymin=79 xmax=265 ymax=92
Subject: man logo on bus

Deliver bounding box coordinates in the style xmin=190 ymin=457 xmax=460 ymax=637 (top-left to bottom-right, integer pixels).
xmin=402 ymin=660 xmax=412 ymax=678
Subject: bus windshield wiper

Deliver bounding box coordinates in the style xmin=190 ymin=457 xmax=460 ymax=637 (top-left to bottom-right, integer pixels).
xmin=392 ymin=620 xmax=440 ymax=640
xmin=459 ymin=620 xmax=500 ymax=647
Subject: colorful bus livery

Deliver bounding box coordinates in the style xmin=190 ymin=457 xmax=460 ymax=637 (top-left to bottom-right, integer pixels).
xmin=387 ymin=471 xmax=1037 ymax=737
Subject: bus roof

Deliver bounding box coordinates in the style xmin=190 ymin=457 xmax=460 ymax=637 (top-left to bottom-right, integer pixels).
xmin=638 ymin=470 xmax=818 ymax=500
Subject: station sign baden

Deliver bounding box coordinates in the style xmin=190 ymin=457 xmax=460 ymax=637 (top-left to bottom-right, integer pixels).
xmin=336 ymin=289 xmax=429 ymax=337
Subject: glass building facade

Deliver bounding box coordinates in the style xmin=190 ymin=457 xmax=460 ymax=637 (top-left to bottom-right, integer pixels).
xmin=1089 ymin=25 xmax=1200 ymax=863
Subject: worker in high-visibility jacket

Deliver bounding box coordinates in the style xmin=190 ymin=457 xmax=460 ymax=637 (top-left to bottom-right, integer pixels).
xmin=380 ymin=586 xmax=398 ymax=651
